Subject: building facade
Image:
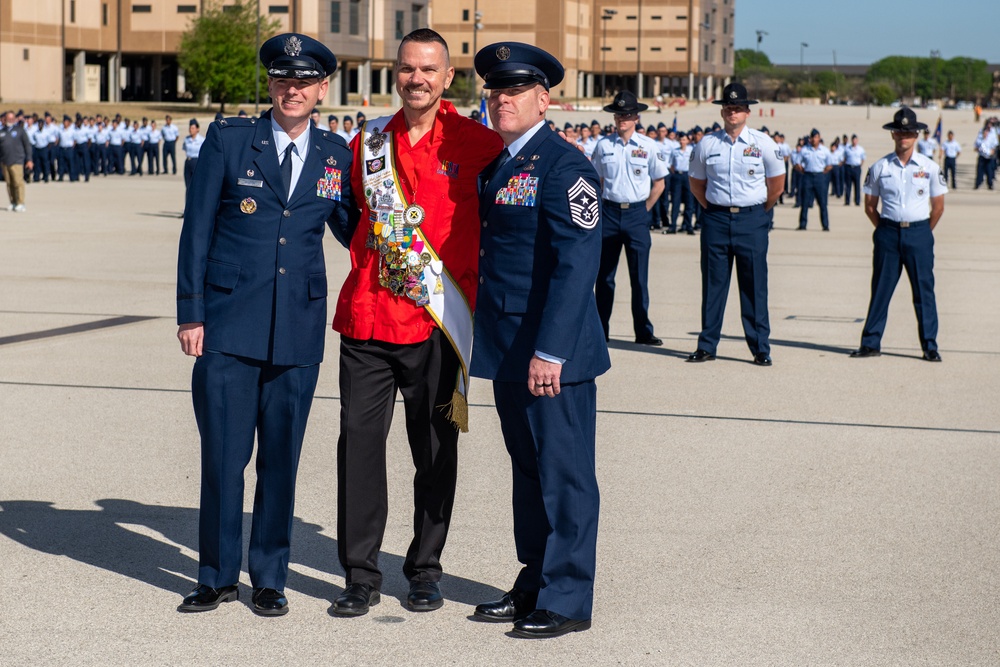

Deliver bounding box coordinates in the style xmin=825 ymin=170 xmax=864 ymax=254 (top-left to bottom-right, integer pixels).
xmin=0 ymin=0 xmax=731 ymax=103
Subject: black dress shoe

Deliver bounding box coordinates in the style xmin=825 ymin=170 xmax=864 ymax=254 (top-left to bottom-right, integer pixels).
xmin=850 ymin=346 xmax=881 ymax=358
xmin=177 ymin=584 xmax=238 ymax=613
xmin=922 ymin=350 xmax=942 ymax=362
xmin=473 ymin=588 xmax=538 ymax=623
xmin=406 ymin=581 xmax=443 ymax=612
xmin=512 ymin=609 xmax=591 ymax=638
xmin=635 ymin=335 xmax=663 ymax=346
xmin=753 ymin=353 xmax=772 ymax=366
xmin=686 ymin=349 xmax=715 ymax=363
xmin=332 ymin=582 xmax=380 ymax=617
xmin=251 ymin=588 xmax=288 ymax=617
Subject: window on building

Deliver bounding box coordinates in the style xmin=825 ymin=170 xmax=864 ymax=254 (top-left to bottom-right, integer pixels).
xmin=269 ymin=5 xmax=288 ymax=12
xmin=395 ymin=10 xmax=404 ymax=39
xmin=650 ymin=46 xmax=662 ymax=52
xmin=626 ymin=15 xmax=636 ymax=20
xmin=177 ymin=4 xmax=196 ymax=11
xmin=102 ymin=3 xmax=108 ymax=23
xmin=704 ymin=44 xmax=709 ymax=61
xmin=651 ymin=15 xmax=661 ymax=20
xmin=723 ymin=17 xmax=727 ymax=33
xmin=625 ymin=46 xmax=636 ymax=52
xmin=411 ymin=4 xmax=422 ymax=31
xmin=676 ymin=15 xmax=687 ymax=20
xmin=70 ymin=0 xmax=76 ymax=22
xmin=23 ymin=48 xmax=30 ymax=61
xmin=330 ymin=1 xmax=341 ymax=32
xmin=462 ymin=8 xmax=469 ymax=21
xmin=675 ymin=47 xmax=686 ymax=52
xmin=705 ymin=13 xmax=710 ymax=28
xmin=222 ymin=5 xmax=237 ymax=12
xmin=462 ymin=42 xmax=469 ymax=54
xmin=132 ymin=4 xmax=152 ymax=12
xmin=349 ymin=0 xmax=360 ymax=35
xmin=724 ymin=48 xmax=729 ymax=64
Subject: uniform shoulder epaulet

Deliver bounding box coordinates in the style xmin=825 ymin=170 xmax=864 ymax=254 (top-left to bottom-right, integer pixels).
xmin=215 ymin=117 xmax=256 ymax=129
xmin=316 ymin=130 xmax=346 ymax=147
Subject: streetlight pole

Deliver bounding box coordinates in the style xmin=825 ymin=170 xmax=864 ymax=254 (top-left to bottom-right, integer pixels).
xmin=753 ymin=30 xmax=767 ymax=100
xmin=930 ymin=49 xmax=940 ymax=102
xmin=601 ymin=9 xmax=616 ymax=99
xmin=800 ymin=42 xmax=809 ymax=87
xmin=471 ymin=3 xmax=482 ymax=105
xmin=254 ymin=0 xmax=261 ymax=114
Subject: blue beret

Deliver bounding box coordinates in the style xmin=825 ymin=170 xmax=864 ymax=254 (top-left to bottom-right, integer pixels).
xmin=260 ymin=33 xmax=337 ymax=79
xmin=691 ymin=125 xmax=703 ymax=133
xmin=810 ymin=128 xmax=820 ymax=137
xmin=356 ymin=112 xmax=366 ymax=120
xmin=591 ymin=119 xmax=600 ymax=126
xmin=564 ymin=122 xmax=573 ymax=130
xmin=328 ymin=114 xmax=336 ymax=121
xmin=343 ymin=115 xmax=352 ymax=123
xmin=63 ymin=114 xmax=72 ymax=122
xmin=189 ymin=118 xmax=199 ymax=127
xmin=657 ymin=122 xmax=667 ymax=129
xmin=475 ymin=42 xmax=564 ymax=91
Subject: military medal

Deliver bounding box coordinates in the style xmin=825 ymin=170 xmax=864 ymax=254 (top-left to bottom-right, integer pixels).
xmin=240 ymin=197 xmax=257 ymax=214
xmin=404 ymin=204 xmax=425 ymax=227
xmin=365 ymin=127 xmax=386 ymax=155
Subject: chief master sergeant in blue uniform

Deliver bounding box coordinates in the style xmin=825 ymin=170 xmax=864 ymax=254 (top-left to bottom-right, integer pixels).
xmin=591 ymin=90 xmax=668 ymax=346
xmin=687 ymin=83 xmax=785 ymax=366
xmin=470 ymin=42 xmax=610 ymax=639
xmin=851 ymin=107 xmax=947 ymax=362
xmin=175 ymin=33 xmax=356 ymax=617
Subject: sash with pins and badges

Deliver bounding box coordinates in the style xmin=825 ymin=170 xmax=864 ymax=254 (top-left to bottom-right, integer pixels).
xmin=359 ymin=117 xmax=475 ymax=431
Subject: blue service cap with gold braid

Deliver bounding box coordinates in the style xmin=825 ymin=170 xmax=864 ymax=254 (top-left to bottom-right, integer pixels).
xmin=475 ymin=42 xmax=564 ymax=91
xmin=260 ymin=33 xmax=337 ymax=79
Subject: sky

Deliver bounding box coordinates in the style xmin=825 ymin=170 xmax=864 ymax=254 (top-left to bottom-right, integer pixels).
xmin=734 ymin=0 xmax=998 ymax=66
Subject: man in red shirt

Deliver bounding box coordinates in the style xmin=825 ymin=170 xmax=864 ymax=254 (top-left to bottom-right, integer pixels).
xmin=331 ymin=28 xmax=504 ymax=616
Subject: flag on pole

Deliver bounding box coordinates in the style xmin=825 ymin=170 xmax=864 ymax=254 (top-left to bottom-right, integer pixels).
xmin=479 ymin=94 xmax=488 ymax=127
xmin=672 ymin=111 xmax=677 ymax=133
xmin=933 ymin=115 xmax=942 ymax=144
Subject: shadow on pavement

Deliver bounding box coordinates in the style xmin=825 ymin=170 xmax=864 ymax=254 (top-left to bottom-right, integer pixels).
xmin=0 ymin=499 xmax=502 ymax=606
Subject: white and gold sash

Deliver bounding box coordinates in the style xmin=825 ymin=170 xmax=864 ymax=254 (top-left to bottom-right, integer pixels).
xmin=360 ymin=117 xmax=474 ymax=432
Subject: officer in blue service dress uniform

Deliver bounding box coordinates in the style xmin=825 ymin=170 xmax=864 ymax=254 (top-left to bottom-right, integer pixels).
xmin=851 ymin=107 xmax=947 ymax=362
xmin=470 ymin=42 xmax=611 ymax=640
xmin=687 ymin=83 xmax=785 ymax=366
xmin=175 ymin=33 xmax=356 ymax=616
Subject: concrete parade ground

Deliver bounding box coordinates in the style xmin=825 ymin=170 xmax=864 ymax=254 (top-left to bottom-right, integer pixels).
xmin=0 ymin=102 xmax=998 ymax=666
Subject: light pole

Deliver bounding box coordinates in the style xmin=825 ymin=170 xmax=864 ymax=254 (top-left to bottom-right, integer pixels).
xmin=600 ymin=9 xmax=616 ymax=99
xmin=254 ymin=0 xmax=261 ymax=114
xmin=930 ymin=49 xmax=940 ymax=102
xmin=753 ymin=30 xmax=767 ymax=99
xmin=471 ymin=4 xmax=483 ymax=104
xmin=800 ymin=42 xmax=808 ymax=81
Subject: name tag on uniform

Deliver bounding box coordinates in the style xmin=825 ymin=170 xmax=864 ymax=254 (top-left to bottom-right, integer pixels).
xmin=237 ymin=178 xmax=263 ymax=187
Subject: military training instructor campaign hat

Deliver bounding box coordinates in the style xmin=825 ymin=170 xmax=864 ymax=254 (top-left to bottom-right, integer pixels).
xmin=475 ymin=42 xmax=564 ymax=91
xmin=713 ymin=82 xmax=758 ymax=106
xmin=882 ymin=106 xmax=928 ymax=132
xmin=603 ymin=90 xmax=649 ymax=115
xmin=260 ymin=33 xmax=338 ymax=79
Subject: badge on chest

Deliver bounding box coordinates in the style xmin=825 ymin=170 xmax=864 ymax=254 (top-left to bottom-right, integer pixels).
xmin=317 ymin=167 xmax=342 ymax=200
xmin=496 ymin=173 xmax=538 ymax=207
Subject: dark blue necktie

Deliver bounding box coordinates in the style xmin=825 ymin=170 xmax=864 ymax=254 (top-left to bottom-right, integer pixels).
xmin=280 ymin=143 xmax=295 ymax=200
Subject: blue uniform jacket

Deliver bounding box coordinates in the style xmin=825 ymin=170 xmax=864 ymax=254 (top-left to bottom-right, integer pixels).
xmin=472 ymin=125 xmax=611 ymax=383
xmin=177 ymin=111 xmax=356 ymax=366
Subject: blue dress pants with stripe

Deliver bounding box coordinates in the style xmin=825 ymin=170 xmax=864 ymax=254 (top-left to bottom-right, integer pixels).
xmin=860 ymin=222 xmax=937 ymax=353
xmin=697 ymin=207 xmax=771 ymax=356
xmin=493 ymin=380 xmax=599 ymax=621
xmin=192 ymin=351 xmax=319 ymax=590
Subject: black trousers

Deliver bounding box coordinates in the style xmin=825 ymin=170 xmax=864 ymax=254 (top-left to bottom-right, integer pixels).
xmin=337 ymin=329 xmax=461 ymax=589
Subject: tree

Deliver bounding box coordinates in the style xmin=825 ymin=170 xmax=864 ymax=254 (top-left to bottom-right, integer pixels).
xmin=734 ymin=48 xmax=772 ymax=77
xmin=178 ymin=2 xmax=280 ymax=112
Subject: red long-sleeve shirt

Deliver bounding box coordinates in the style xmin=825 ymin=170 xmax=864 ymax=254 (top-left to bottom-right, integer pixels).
xmin=333 ymin=101 xmax=503 ymax=343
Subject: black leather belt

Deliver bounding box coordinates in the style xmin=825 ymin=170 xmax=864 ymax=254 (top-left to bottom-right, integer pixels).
xmin=602 ymin=200 xmax=645 ymax=210
xmin=880 ymin=217 xmax=928 ymax=228
xmin=705 ymin=203 xmax=765 ymax=214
